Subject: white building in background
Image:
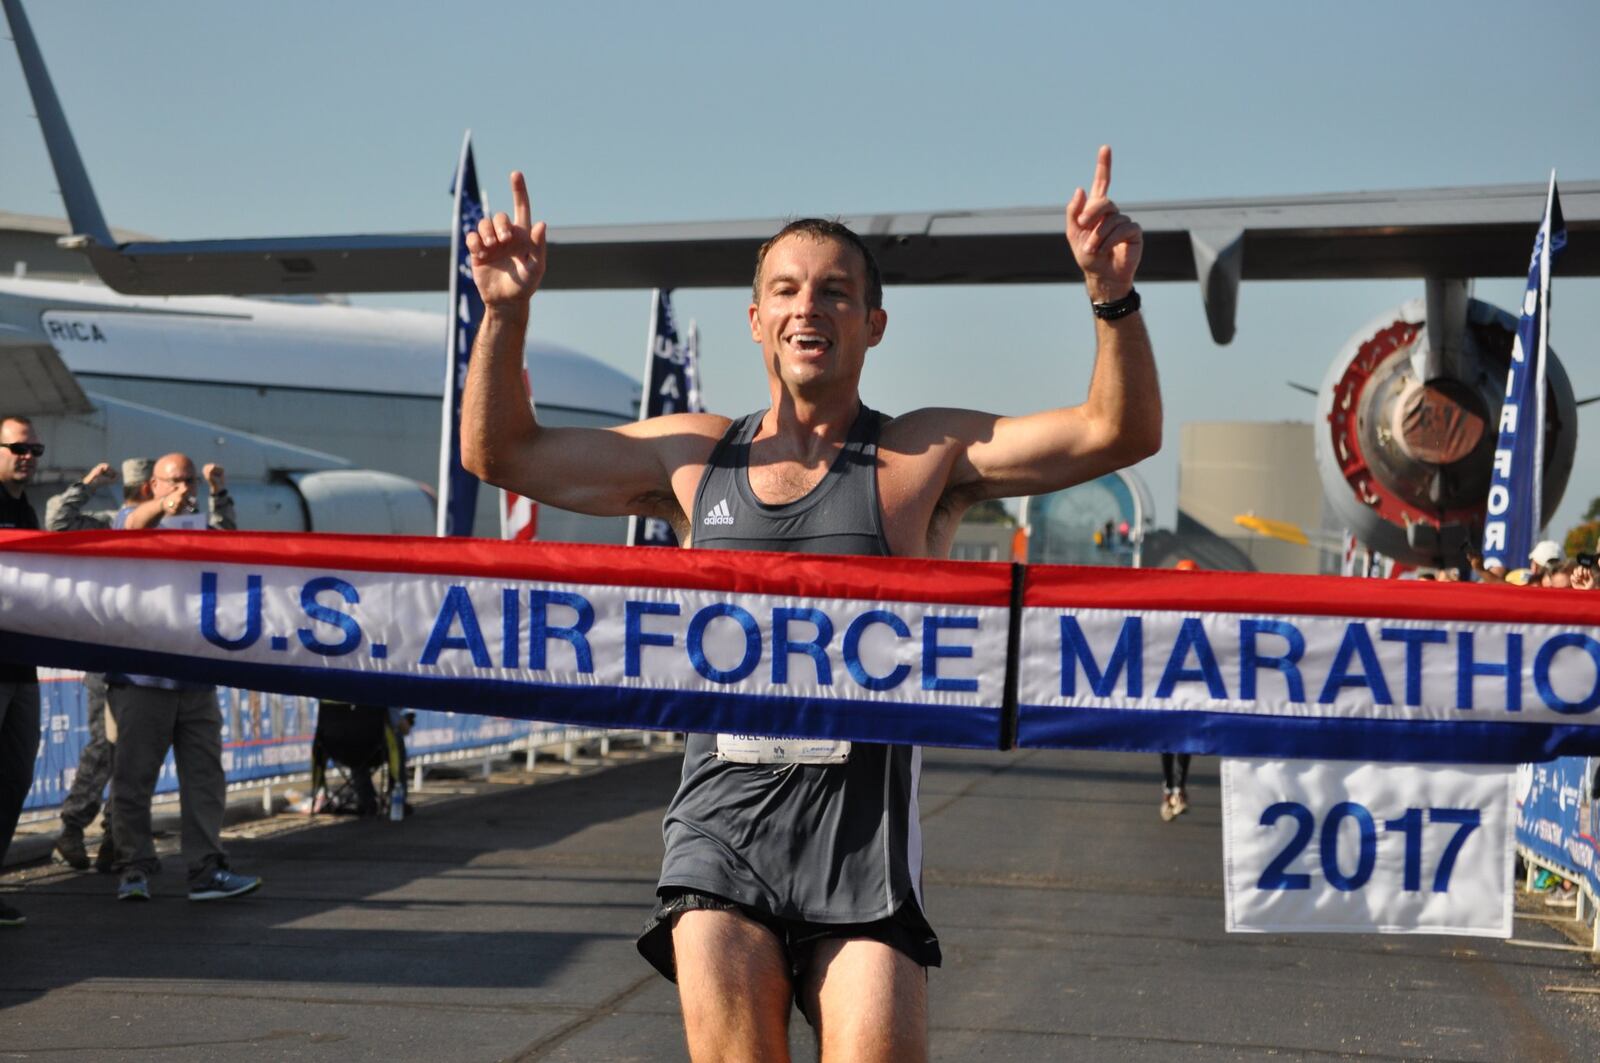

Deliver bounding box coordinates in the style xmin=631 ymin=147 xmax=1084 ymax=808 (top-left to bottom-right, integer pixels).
xmin=1179 ymin=421 xmax=1339 ymax=575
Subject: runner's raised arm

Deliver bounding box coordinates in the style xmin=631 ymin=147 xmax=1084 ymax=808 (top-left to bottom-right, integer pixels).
xmin=459 ymin=172 xmax=724 ymax=529
xmin=875 ymin=146 xmax=1161 ymax=557
xmin=943 ymin=145 xmax=1158 ymax=495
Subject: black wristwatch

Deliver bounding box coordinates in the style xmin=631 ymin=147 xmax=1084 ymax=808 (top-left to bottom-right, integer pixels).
xmin=1090 ymin=288 xmax=1141 ymax=321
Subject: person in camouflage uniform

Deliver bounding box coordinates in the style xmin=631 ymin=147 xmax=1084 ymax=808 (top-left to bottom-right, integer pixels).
xmin=47 ymin=458 xmax=153 ymax=872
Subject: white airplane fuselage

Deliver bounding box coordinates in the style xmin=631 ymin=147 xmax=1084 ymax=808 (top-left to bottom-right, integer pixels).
xmin=0 ymin=276 xmax=641 ymax=540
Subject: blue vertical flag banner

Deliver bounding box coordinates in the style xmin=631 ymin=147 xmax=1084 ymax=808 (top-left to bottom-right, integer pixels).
xmin=627 ymin=290 xmax=703 ymax=547
xmin=436 ymin=130 xmax=487 ymax=538
xmin=1482 ymin=175 xmax=1566 ymax=571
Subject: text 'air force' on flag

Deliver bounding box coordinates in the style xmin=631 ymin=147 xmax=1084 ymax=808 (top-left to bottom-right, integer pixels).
xmin=628 ymin=289 xmax=703 ymax=548
xmin=1481 ymin=175 xmax=1566 ymax=571
xmin=437 ymin=131 xmax=487 ymax=538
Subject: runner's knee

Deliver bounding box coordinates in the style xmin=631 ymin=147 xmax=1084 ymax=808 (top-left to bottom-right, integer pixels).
xmin=673 ymin=908 xmax=793 ymax=1058
xmin=802 ymin=938 xmax=927 ymax=1063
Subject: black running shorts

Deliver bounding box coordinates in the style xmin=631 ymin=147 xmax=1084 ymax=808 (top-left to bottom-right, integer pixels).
xmin=636 ymin=888 xmax=942 ymax=984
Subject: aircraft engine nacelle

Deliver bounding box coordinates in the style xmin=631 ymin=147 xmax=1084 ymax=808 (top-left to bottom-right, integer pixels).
xmin=1314 ymin=296 xmax=1577 ymax=567
xmin=222 ymin=470 xmax=435 ymax=535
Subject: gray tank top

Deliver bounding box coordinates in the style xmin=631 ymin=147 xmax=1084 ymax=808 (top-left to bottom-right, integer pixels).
xmin=656 ymin=404 xmax=927 ymax=923
xmin=689 ymin=404 xmax=892 ymax=556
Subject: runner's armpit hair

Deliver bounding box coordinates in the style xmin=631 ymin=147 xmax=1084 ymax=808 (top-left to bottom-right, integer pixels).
xmin=752 ymin=219 xmax=883 ymax=311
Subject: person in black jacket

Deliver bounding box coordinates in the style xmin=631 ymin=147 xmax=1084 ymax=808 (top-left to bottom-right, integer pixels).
xmin=0 ymin=415 xmax=44 ymax=926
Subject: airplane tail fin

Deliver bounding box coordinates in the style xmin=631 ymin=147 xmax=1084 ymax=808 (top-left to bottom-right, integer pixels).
xmin=3 ymin=0 xmax=115 ymax=248
xmin=3 ymin=0 xmax=446 ymax=297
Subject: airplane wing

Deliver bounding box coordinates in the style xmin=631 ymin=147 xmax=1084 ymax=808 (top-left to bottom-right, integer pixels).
xmin=6 ymin=0 xmax=1598 ymax=344
xmin=65 ymin=181 xmax=1596 ymax=285
xmin=0 ymin=323 xmax=91 ymax=415
xmin=55 ymin=182 xmax=1600 ymax=345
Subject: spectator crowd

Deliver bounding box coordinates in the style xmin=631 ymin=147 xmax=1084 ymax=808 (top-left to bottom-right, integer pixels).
xmin=1414 ymin=538 xmax=1599 ymax=589
xmin=0 ymin=413 xmax=259 ymax=928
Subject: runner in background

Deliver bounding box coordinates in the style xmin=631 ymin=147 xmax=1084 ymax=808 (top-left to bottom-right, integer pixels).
xmin=1159 ymin=558 xmax=1199 ymax=821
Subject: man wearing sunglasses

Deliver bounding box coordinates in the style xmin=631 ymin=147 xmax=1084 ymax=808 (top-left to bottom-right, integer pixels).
xmin=0 ymin=415 xmax=44 ymax=926
xmin=0 ymin=416 xmax=43 ymax=529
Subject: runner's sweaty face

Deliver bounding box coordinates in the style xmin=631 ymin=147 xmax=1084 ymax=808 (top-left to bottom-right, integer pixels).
xmin=749 ymin=235 xmax=886 ymax=396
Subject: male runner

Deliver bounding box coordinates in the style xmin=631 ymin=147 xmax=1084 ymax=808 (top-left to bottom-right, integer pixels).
xmin=462 ymin=147 xmax=1157 ymax=1062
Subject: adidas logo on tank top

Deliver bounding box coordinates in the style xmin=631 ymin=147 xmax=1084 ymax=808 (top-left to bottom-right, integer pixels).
xmin=702 ymin=498 xmax=734 ymax=526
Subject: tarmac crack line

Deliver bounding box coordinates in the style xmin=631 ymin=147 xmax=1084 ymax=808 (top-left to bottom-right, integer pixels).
xmin=506 ymin=972 xmax=659 ymax=1061
xmin=927 ymin=1022 xmax=1493 ymax=1062
xmin=1455 ymin=944 xmax=1575 ymax=1063
xmin=923 ymin=865 xmax=1222 ymax=897
xmin=0 ymin=1027 xmax=346 ymax=1057
xmin=919 ymin=749 xmax=1040 ymax=822
xmin=0 ymin=984 xmax=597 ymax=1017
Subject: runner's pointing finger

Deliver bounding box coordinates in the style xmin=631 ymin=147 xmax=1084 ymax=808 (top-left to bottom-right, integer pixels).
xmin=511 ymin=171 xmax=531 ymax=231
xmin=1090 ymin=145 xmax=1112 ymax=201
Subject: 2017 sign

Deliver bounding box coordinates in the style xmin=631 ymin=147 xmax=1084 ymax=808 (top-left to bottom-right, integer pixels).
xmin=1255 ymin=801 xmax=1480 ymax=893
xmin=1223 ymin=760 xmax=1514 ymax=937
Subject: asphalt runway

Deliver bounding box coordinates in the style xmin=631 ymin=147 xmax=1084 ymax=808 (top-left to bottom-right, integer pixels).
xmin=2 ymin=745 xmax=1597 ymax=1061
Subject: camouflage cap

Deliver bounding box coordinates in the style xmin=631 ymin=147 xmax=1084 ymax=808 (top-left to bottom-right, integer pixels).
xmin=121 ymin=457 xmax=154 ymax=485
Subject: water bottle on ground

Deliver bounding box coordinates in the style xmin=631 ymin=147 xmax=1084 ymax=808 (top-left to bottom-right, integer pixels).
xmin=389 ymin=782 xmax=405 ymax=822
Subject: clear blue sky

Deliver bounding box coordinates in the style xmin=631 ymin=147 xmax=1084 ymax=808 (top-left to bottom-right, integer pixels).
xmin=3 ymin=1 xmax=1597 ymax=545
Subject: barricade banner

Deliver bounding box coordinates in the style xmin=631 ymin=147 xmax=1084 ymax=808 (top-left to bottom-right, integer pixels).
xmin=25 ymin=670 xmax=599 ymax=812
xmin=0 ymin=530 xmax=1012 ymax=751
xmin=1515 ymin=756 xmax=1599 ymax=895
xmin=31 ymin=671 xmax=93 ymax=810
xmin=30 ymin=671 xmax=317 ymax=810
xmin=1017 ymin=567 xmax=1600 ymax=762
xmin=5 ymin=532 xmax=1600 ymax=761
xmin=1222 ymin=759 xmax=1515 ymax=936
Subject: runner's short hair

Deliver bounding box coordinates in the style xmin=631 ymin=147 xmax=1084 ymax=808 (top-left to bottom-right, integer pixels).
xmin=752 ymin=219 xmax=882 ymax=311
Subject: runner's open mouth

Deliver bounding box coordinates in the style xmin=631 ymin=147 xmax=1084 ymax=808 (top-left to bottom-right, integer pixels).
xmin=788 ymin=333 xmax=831 ymax=353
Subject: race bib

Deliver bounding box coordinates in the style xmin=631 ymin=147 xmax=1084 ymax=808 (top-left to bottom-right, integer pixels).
xmin=715 ymin=734 xmax=851 ymax=765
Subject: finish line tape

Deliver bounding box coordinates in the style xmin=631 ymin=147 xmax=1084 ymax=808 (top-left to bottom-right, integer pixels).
xmin=2 ymin=529 xmax=1597 ymax=762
